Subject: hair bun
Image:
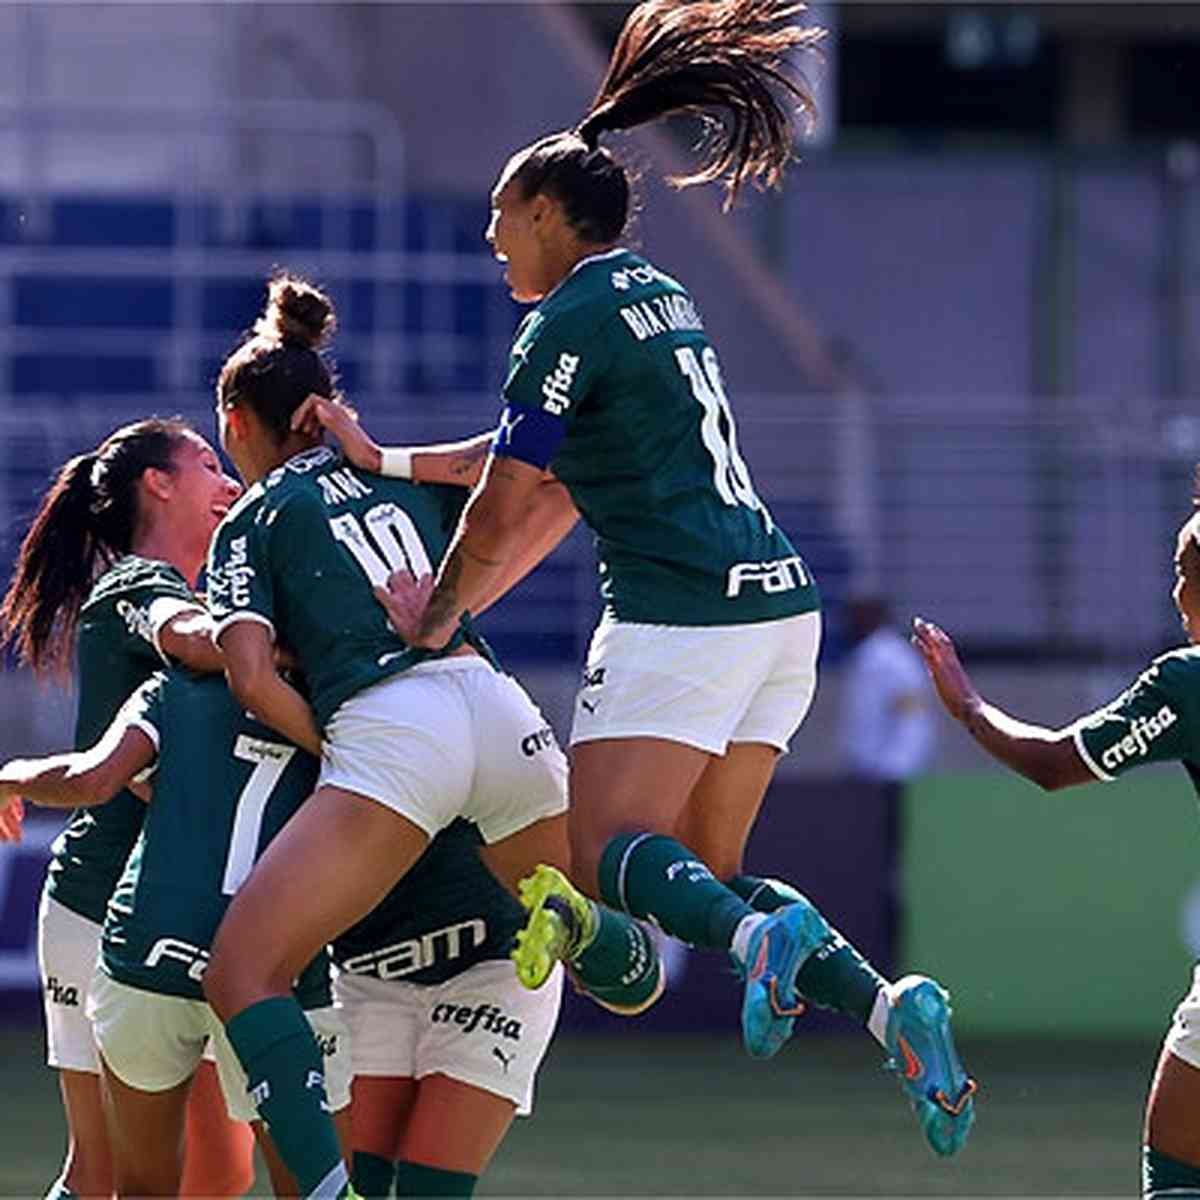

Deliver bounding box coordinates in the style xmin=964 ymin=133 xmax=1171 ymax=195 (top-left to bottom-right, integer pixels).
xmin=256 ymin=273 xmax=336 ymax=349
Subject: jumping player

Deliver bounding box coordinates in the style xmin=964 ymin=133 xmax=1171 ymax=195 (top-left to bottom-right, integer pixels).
xmin=372 ymin=0 xmax=975 ymax=1156
xmin=199 ymin=273 xmax=660 ymax=1198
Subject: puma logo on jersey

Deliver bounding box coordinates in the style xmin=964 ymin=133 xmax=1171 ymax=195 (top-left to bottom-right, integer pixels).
xmin=493 ymin=1046 xmax=515 ymax=1073
xmin=1099 ymin=704 xmax=1178 ymax=771
xmin=495 ymin=408 xmax=526 ymax=449
xmin=542 ymin=352 xmax=580 ymax=416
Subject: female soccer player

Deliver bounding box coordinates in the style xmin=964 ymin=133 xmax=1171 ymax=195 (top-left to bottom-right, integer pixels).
xmin=0 ymin=669 xmax=352 ymax=1197
xmin=333 ymin=819 xmax=562 ymax=1198
xmin=913 ymin=505 xmax=1200 ymax=1200
xmin=200 ymin=273 xmax=657 ymax=1198
xmin=373 ymin=0 xmax=975 ymax=1157
xmin=0 ymin=419 xmax=252 ymax=1198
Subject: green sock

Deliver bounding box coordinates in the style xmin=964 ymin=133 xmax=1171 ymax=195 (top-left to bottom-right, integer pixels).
xmin=729 ymin=874 xmax=884 ymax=1024
xmin=43 ymin=1178 xmax=78 ymax=1200
xmin=572 ymin=905 xmax=661 ymax=1011
xmin=1144 ymin=1145 xmax=1200 ymax=1197
xmin=224 ymin=996 xmax=349 ymax=1198
xmin=394 ymin=1161 xmax=477 ymax=1196
xmin=352 ymin=1151 xmax=396 ymax=1197
xmin=598 ymin=832 xmax=753 ymax=951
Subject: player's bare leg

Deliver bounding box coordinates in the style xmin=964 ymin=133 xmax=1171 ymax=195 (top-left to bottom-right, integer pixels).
xmin=55 ymin=1069 xmax=114 ymax=1198
xmin=1144 ymin=1044 xmax=1200 ymax=1195
xmin=98 ymin=1056 xmax=190 ymax=1196
xmin=180 ymin=1060 xmax=255 ymax=1197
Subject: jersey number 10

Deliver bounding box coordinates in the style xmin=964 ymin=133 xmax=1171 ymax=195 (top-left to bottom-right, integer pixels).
xmin=675 ymin=346 xmax=771 ymax=529
xmin=329 ymin=503 xmax=434 ymax=585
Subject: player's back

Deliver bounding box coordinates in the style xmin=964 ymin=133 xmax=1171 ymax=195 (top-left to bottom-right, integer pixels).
xmin=102 ymin=670 xmax=320 ymax=1002
xmin=208 ymin=446 xmax=474 ymax=726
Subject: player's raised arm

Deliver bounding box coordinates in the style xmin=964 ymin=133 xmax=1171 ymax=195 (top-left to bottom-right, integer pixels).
xmin=290 ymin=393 xmax=494 ymax=488
xmin=912 ymin=616 xmax=1095 ymax=791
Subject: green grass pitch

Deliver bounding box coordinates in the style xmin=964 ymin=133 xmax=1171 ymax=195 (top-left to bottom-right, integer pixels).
xmin=0 ymin=1023 xmax=1153 ymax=1196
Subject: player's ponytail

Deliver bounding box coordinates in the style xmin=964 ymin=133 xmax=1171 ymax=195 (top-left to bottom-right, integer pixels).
xmin=218 ymin=272 xmax=342 ymax=444
xmin=0 ymin=418 xmax=192 ymax=677
xmin=509 ymin=0 xmax=822 ymax=241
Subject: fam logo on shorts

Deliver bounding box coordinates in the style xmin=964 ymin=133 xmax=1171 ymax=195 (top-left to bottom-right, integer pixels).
xmin=431 ymin=1001 xmax=523 ymax=1042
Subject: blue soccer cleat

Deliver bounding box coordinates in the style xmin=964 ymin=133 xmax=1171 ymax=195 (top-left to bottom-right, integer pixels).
xmin=884 ymin=974 xmax=978 ymax=1157
xmin=739 ymin=899 xmax=832 ymax=1059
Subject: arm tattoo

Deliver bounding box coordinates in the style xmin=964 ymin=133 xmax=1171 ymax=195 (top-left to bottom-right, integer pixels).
xmin=448 ymin=444 xmax=488 ymax=478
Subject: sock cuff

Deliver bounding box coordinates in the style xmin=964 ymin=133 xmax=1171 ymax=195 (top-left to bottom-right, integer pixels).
xmin=394 ymin=1160 xmax=479 ymax=1197
xmin=597 ymin=830 xmax=656 ymax=912
xmin=225 ymin=994 xmax=312 ymax=1061
xmin=1144 ymin=1144 xmax=1200 ymax=1196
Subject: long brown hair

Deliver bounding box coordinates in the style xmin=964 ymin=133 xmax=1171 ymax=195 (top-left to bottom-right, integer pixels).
xmin=0 ymin=417 xmax=195 ymax=677
xmin=509 ymin=0 xmax=823 ymax=239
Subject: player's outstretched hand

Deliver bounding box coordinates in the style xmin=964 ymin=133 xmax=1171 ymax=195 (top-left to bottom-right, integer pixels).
xmin=0 ymin=795 xmax=25 ymax=843
xmin=911 ymin=617 xmax=980 ymax=725
xmin=291 ymin=394 xmax=382 ymax=473
xmin=374 ymin=569 xmax=437 ymax=647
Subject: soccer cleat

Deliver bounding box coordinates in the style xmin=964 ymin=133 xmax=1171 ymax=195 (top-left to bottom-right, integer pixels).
xmin=512 ymin=864 xmax=594 ymax=990
xmin=883 ymin=974 xmax=977 ymax=1157
xmin=738 ymin=899 xmax=832 ymax=1060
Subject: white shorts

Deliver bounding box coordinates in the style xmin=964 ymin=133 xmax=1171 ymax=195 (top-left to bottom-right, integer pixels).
xmin=570 ymin=610 xmax=822 ymax=754
xmin=333 ymin=959 xmax=562 ymax=1116
xmin=1165 ymin=964 xmax=1200 ymax=1070
xmin=38 ymin=891 xmax=101 ymax=1072
xmin=320 ymin=658 xmax=568 ymax=842
xmin=87 ymin=971 xmax=352 ymax=1122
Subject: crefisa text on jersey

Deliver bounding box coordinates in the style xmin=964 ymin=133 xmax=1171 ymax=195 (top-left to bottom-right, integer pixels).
xmin=725 ymin=555 xmax=811 ymax=598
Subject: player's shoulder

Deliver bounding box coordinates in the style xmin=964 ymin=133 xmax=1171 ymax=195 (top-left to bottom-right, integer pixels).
xmin=538 ymin=248 xmax=667 ymax=328
xmin=1143 ymin=645 xmax=1200 ymax=691
xmin=84 ymin=555 xmax=192 ymax=610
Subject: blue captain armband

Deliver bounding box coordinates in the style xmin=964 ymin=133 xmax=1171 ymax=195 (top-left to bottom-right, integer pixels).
xmin=491 ymin=405 xmax=565 ymax=470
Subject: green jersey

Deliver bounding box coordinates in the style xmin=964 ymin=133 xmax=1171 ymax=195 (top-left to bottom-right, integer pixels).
xmin=100 ymin=670 xmax=329 ymax=1007
xmin=47 ymin=555 xmax=203 ymax=924
xmin=207 ymin=447 xmax=477 ymax=728
xmin=1074 ymin=648 xmax=1200 ymax=792
xmin=332 ymin=818 xmax=523 ymax=987
xmin=493 ymin=248 xmax=819 ymax=627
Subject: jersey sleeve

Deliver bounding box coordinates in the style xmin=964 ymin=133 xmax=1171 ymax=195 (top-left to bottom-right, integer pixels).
xmin=111 ymin=565 xmax=201 ymax=668
xmin=111 ymin=672 xmax=167 ymax=779
xmin=1072 ymin=653 xmax=1200 ymax=781
xmin=207 ymin=500 xmax=277 ymax=644
xmin=493 ymin=308 xmax=612 ymax=469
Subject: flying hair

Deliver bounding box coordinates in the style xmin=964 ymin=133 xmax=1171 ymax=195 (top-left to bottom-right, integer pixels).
xmin=574 ymin=0 xmax=824 ymax=209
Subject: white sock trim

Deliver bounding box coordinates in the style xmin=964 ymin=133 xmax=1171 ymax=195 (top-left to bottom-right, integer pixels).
xmin=731 ymin=913 xmax=768 ymax=967
xmin=866 ymin=986 xmax=891 ymax=1048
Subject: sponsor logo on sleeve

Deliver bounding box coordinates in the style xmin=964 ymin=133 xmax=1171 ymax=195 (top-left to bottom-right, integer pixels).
xmin=116 ymin=600 xmax=156 ymax=645
xmin=225 ymin=536 xmax=256 ymax=608
xmin=541 ymin=352 xmax=581 ymax=416
xmin=45 ymin=975 xmax=80 ymax=1007
xmin=1099 ymin=704 xmax=1179 ymax=771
